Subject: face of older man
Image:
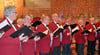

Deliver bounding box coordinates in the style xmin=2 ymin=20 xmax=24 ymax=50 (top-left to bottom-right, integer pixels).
xmin=9 ymin=9 xmax=17 ymax=21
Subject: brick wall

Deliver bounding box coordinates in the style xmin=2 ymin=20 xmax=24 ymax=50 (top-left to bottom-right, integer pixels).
xmin=0 ymin=0 xmax=100 ymax=18
xmin=23 ymin=0 xmax=100 ymax=17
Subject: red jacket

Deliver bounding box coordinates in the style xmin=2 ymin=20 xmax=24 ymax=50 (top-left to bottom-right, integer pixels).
xmin=85 ymin=23 xmax=96 ymax=41
xmin=48 ymin=22 xmax=61 ymax=47
xmin=15 ymin=25 xmax=35 ymax=55
xmin=0 ymin=18 xmax=20 ymax=55
xmin=95 ymin=21 xmax=100 ymax=39
xmin=36 ymin=24 xmax=51 ymax=53
xmin=74 ymin=25 xmax=85 ymax=44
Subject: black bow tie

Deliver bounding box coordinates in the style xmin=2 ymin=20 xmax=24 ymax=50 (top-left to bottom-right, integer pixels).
xmin=56 ymin=23 xmax=59 ymax=24
xmin=46 ymin=25 xmax=48 ymax=27
xmin=81 ymin=25 xmax=83 ymax=27
xmin=93 ymin=24 xmax=95 ymax=25
xmin=12 ymin=22 xmax=15 ymax=25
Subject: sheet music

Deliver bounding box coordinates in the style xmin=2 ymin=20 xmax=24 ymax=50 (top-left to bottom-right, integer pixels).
xmin=0 ymin=19 xmax=10 ymax=29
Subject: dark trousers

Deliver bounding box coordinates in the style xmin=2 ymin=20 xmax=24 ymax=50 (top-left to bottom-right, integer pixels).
xmin=98 ymin=38 xmax=100 ymax=54
xmin=62 ymin=44 xmax=70 ymax=55
xmin=76 ymin=43 xmax=84 ymax=55
xmin=87 ymin=40 xmax=96 ymax=55
xmin=39 ymin=53 xmax=50 ymax=55
xmin=52 ymin=44 xmax=61 ymax=55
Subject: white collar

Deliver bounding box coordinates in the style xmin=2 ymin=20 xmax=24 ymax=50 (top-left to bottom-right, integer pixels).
xmin=54 ymin=21 xmax=57 ymax=24
xmin=17 ymin=25 xmax=21 ymax=27
xmin=6 ymin=17 xmax=13 ymax=24
xmin=43 ymin=23 xmax=47 ymax=27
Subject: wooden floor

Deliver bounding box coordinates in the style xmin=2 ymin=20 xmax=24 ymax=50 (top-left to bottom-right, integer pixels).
xmin=69 ymin=38 xmax=99 ymax=55
xmin=71 ymin=47 xmax=99 ymax=55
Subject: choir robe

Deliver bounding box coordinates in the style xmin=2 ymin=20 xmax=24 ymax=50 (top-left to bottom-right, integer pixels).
xmin=62 ymin=25 xmax=72 ymax=46
xmin=48 ymin=22 xmax=61 ymax=47
xmin=74 ymin=25 xmax=85 ymax=44
xmin=0 ymin=17 xmax=20 ymax=55
xmin=95 ymin=21 xmax=100 ymax=39
xmin=15 ymin=25 xmax=35 ymax=55
xmin=85 ymin=23 xmax=96 ymax=41
xmin=36 ymin=24 xmax=51 ymax=53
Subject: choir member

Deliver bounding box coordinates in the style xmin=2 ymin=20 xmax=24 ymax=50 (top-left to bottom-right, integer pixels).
xmin=74 ymin=19 xmax=85 ymax=55
xmin=21 ymin=15 xmax=39 ymax=55
xmin=48 ymin=13 xmax=62 ymax=55
xmin=62 ymin=18 xmax=72 ymax=55
xmin=85 ymin=17 xmax=96 ymax=55
xmin=0 ymin=6 xmax=28 ymax=55
xmin=15 ymin=18 xmax=23 ymax=29
xmin=95 ymin=21 xmax=100 ymax=54
xmin=15 ymin=18 xmax=24 ymax=55
xmin=36 ymin=16 xmax=51 ymax=55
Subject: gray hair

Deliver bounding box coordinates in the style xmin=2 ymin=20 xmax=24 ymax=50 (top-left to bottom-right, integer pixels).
xmin=4 ymin=6 xmax=16 ymax=17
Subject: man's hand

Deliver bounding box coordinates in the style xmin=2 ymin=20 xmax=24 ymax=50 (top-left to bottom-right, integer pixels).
xmin=63 ymin=29 xmax=66 ymax=33
xmin=94 ymin=30 xmax=96 ymax=32
xmin=34 ymin=36 xmax=40 ymax=41
xmin=84 ymin=33 xmax=88 ymax=35
xmin=50 ymin=33 xmax=53 ymax=37
xmin=23 ymin=36 xmax=29 ymax=42
xmin=67 ymin=33 xmax=71 ymax=36
xmin=0 ymin=32 xmax=5 ymax=38
xmin=19 ymin=33 xmax=28 ymax=41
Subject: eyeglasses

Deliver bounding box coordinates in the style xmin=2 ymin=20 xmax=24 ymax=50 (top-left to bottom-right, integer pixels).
xmin=13 ymin=12 xmax=17 ymax=14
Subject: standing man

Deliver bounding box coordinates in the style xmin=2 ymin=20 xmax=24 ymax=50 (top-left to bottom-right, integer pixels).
xmin=95 ymin=21 xmax=100 ymax=54
xmin=21 ymin=15 xmax=39 ymax=55
xmin=74 ymin=19 xmax=85 ymax=55
xmin=36 ymin=16 xmax=51 ymax=55
xmin=0 ymin=6 xmax=28 ymax=55
xmin=62 ymin=18 xmax=72 ymax=55
xmin=48 ymin=13 xmax=62 ymax=55
xmin=86 ymin=17 xmax=97 ymax=55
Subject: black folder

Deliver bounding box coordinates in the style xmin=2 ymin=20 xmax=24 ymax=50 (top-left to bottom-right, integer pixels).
xmin=29 ymin=30 xmax=48 ymax=39
xmin=10 ymin=26 xmax=34 ymax=38
xmin=63 ymin=24 xmax=69 ymax=29
xmin=53 ymin=28 xmax=63 ymax=37
xmin=0 ymin=20 xmax=11 ymax=33
xmin=97 ymin=28 xmax=100 ymax=32
xmin=72 ymin=30 xmax=79 ymax=35
xmin=0 ymin=25 xmax=11 ymax=33
xmin=81 ymin=30 xmax=91 ymax=34
xmin=85 ymin=21 xmax=89 ymax=25
xmin=70 ymin=24 xmax=77 ymax=29
xmin=32 ymin=21 xmax=41 ymax=27
xmin=71 ymin=26 xmax=79 ymax=35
